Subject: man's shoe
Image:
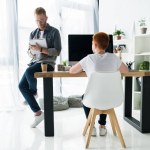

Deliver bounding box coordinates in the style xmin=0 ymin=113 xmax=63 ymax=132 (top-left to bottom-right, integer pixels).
xmin=23 ymin=101 xmax=28 ymax=105
xmin=91 ymin=126 xmax=97 ymax=137
xmin=34 ymin=93 xmax=38 ymax=99
xmin=99 ymin=127 xmax=107 ymax=136
xmin=31 ymin=112 xmax=44 ymax=128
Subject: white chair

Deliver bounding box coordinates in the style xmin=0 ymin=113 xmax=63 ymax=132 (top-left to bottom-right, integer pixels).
xmin=82 ymin=71 xmax=126 ymax=148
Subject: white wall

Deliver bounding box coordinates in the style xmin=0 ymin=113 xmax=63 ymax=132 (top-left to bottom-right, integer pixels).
xmin=99 ymin=0 xmax=150 ymax=38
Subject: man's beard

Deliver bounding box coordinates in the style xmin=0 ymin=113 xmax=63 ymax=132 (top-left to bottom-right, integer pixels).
xmin=39 ymin=22 xmax=47 ymax=30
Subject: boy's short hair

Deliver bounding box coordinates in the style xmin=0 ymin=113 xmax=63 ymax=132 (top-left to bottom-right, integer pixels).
xmin=93 ymin=32 xmax=109 ymax=50
xmin=34 ymin=7 xmax=46 ymax=16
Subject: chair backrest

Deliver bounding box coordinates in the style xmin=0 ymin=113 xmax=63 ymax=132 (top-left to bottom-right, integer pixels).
xmin=83 ymin=71 xmax=124 ymax=110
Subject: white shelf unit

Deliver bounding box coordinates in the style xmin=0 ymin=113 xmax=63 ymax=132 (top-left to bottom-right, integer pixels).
xmin=134 ymin=34 xmax=150 ymax=57
xmin=133 ymin=34 xmax=150 ymax=70
xmin=134 ymin=55 xmax=150 ymax=70
xmin=133 ymin=91 xmax=141 ymax=110
xmin=132 ymin=34 xmax=150 ymax=110
xmin=132 ymin=76 xmax=142 ymax=110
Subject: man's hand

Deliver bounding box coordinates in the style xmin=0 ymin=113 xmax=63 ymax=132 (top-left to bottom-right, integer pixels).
xmin=30 ymin=43 xmax=41 ymax=52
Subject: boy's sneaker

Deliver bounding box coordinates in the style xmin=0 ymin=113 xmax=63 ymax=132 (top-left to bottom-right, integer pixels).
xmin=99 ymin=127 xmax=107 ymax=136
xmin=91 ymin=126 xmax=97 ymax=137
xmin=30 ymin=112 xmax=44 ymax=128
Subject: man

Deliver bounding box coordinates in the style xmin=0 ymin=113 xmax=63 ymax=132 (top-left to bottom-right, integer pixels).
xmin=19 ymin=7 xmax=61 ymax=128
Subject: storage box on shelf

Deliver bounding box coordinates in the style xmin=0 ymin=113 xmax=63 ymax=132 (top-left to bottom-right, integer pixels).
xmin=114 ymin=39 xmax=134 ymax=67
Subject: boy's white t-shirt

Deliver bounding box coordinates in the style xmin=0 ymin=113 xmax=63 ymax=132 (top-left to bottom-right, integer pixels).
xmin=79 ymin=53 xmax=122 ymax=77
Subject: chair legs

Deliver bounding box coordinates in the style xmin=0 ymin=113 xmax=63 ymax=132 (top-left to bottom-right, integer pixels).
xmin=83 ymin=108 xmax=126 ymax=148
xmin=83 ymin=109 xmax=93 ymax=136
xmin=109 ymin=111 xmax=117 ymax=136
xmin=111 ymin=109 xmax=126 ymax=148
xmin=85 ymin=109 xmax=97 ymax=148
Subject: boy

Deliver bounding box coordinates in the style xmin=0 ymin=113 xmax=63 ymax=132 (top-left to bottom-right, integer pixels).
xmin=69 ymin=32 xmax=128 ymax=136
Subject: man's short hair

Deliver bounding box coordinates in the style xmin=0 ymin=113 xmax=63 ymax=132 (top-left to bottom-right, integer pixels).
xmin=34 ymin=7 xmax=46 ymax=16
xmin=93 ymin=32 xmax=109 ymax=50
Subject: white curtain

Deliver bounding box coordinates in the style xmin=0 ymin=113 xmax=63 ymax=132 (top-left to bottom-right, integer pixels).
xmin=0 ymin=0 xmax=22 ymax=111
xmin=0 ymin=0 xmax=99 ymax=110
xmin=59 ymin=0 xmax=99 ymax=96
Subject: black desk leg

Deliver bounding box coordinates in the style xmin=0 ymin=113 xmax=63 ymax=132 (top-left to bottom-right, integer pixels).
xmin=124 ymin=76 xmax=150 ymax=133
xmin=124 ymin=77 xmax=132 ymax=118
xmin=124 ymin=77 xmax=141 ymax=130
xmin=43 ymin=78 xmax=54 ymax=136
xmin=141 ymin=76 xmax=150 ymax=133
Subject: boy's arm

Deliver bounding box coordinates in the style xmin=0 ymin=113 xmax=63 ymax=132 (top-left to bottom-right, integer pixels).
xmin=119 ymin=62 xmax=129 ymax=73
xmin=69 ymin=63 xmax=83 ymax=74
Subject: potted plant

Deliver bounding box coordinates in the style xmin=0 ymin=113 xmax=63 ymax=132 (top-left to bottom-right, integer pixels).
xmin=62 ymin=60 xmax=67 ymax=66
xmin=62 ymin=60 xmax=71 ymax=71
xmin=139 ymin=18 xmax=147 ymax=34
xmin=113 ymin=29 xmax=125 ymax=40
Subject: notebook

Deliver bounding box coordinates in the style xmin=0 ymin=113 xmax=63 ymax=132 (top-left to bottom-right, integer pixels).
xmin=29 ymin=38 xmax=47 ymax=48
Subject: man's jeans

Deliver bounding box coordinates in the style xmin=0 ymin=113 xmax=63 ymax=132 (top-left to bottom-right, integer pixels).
xmin=19 ymin=63 xmax=54 ymax=112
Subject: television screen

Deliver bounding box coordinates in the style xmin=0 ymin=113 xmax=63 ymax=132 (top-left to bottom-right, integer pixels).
xmin=68 ymin=34 xmax=113 ymax=65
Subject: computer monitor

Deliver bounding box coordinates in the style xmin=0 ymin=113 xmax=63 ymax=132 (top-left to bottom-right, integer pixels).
xmin=68 ymin=34 xmax=113 ymax=66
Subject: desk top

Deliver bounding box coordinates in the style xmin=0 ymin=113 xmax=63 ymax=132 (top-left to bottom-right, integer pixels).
xmin=34 ymin=71 xmax=86 ymax=78
xmin=122 ymin=71 xmax=150 ymax=77
xmin=34 ymin=71 xmax=150 ymax=78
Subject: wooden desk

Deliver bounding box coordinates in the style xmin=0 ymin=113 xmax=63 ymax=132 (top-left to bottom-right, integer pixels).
xmin=34 ymin=71 xmax=150 ymax=136
xmin=35 ymin=71 xmax=86 ymax=136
